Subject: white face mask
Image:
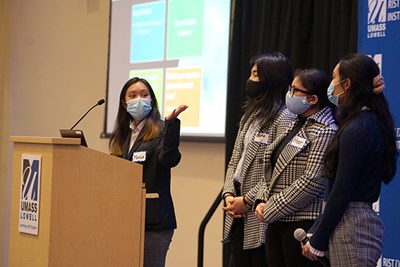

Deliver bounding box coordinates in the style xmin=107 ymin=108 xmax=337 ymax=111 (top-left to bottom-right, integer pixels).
xmin=126 ymin=98 xmax=152 ymax=120
xmin=285 ymin=91 xmax=311 ymax=115
xmin=327 ymin=81 xmax=345 ymax=106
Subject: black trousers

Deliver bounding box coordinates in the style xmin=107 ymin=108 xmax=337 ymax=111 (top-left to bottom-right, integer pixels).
xmin=229 ymin=218 xmax=268 ymax=267
xmin=265 ymin=220 xmax=323 ymax=267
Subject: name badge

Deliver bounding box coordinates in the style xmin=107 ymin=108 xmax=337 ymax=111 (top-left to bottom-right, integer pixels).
xmin=146 ymin=193 xmax=159 ymax=199
xmin=132 ymin=151 xmax=146 ymax=162
xmin=290 ymin=135 xmax=307 ymax=149
xmin=254 ymin=132 xmax=269 ymax=144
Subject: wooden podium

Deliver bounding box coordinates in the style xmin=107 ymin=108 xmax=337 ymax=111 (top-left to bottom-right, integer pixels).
xmin=9 ymin=136 xmax=145 ymax=267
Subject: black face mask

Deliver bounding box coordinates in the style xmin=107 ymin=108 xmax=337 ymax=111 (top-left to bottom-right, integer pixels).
xmin=245 ymin=79 xmax=265 ymax=98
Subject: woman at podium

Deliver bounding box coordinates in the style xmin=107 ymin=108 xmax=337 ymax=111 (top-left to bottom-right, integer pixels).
xmin=109 ymin=77 xmax=188 ymax=267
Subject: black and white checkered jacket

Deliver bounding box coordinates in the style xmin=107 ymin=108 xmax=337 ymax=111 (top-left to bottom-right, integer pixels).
xmin=222 ymin=108 xmax=297 ymax=249
xmin=253 ymin=106 xmax=337 ymax=223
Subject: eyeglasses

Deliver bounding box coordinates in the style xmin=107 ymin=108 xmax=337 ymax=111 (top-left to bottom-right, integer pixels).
xmin=288 ymin=85 xmax=312 ymax=97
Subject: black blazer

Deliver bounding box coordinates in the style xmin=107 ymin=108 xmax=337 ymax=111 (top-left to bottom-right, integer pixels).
xmin=122 ymin=119 xmax=182 ymax=230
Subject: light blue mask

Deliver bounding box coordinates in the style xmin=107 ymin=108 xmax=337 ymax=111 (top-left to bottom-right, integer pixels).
xmin=327 ymin=81 xmax=345 ymax=107
xmin=127 ymin=98 xmax=152 ymax=120
xmin=285 ymin=91 xmax=311 ymax=115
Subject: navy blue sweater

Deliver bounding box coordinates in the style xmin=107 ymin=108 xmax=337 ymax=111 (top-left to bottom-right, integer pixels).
xmin=310 ymin=111 xmax=384 ymax=251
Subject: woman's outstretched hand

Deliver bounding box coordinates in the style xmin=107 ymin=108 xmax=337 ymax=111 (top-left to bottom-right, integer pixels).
xmin=165 ymin=105 xmax=188 ymax=121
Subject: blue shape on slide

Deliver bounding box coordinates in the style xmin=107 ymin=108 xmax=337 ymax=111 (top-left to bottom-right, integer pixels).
xmin=130 ymin=1 xmax=166 ymax=63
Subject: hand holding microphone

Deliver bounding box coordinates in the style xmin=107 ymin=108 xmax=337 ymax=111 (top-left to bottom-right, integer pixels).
xmin=294 ymin=228 xmax=330 ymax=267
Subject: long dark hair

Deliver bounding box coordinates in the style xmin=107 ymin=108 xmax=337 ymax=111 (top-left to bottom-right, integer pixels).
xmin=242 ymin=51 xmax=293 ymax=125
xmin=109 ymin=77 xmax=162 ymax=156
xmin=294 ymin=68 xmax=333 ymax=109
xmin=324 ymin=53 xmax=398 ymax=184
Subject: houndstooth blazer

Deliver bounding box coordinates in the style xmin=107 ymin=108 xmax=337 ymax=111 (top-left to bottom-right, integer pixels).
xmin=222 ymin=108 xmax=296 ymax=249
xmin=255 ymin=107 xmax=337 ymax=223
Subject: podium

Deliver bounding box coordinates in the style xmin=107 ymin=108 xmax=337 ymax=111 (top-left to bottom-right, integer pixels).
xmin=8 ymin=136 xmax=145 ymax=267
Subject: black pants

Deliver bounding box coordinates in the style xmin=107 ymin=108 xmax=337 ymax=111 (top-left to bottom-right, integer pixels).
xmin=230 ymin=218 xmax=268 ymax=267
xmin=265 ymin=220 xmax=323 ymax=267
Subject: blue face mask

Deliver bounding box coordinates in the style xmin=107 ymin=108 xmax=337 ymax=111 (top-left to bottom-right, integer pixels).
xmin=285 ymin=91 xmax=311 ymax=115
xmin=327 ymin=81 xmax=345 ymax=107
xmin=127 ymin=98 xmax=152 ymax=121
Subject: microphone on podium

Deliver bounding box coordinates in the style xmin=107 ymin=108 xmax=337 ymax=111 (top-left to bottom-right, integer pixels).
xmin=60 ymin=98 xmax=105 ymax=147
xmin=70 ymin=99 xmax=105 ymax=130
xmin=293 ymin=228 xmax=330 ymax=267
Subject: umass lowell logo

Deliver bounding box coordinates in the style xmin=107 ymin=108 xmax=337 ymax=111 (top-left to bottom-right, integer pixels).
xmin=368 ymin=0 xmax=387 ymax=38
xmin=19 ymin=155 xmax=41 ymax=235
xmin=21 ymin=158 xmax=39 ymax=201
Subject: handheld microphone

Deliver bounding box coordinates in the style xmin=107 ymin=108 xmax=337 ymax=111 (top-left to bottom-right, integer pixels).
xmin=70 ymin=99 xmax=105 ymax=130
xmin=294 ymin=228 xmax=330 ymax=267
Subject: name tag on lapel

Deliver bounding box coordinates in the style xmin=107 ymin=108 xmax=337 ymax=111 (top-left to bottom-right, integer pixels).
xmin=132 ymin=151 xmax=146 ymax=162
xmin=289 ymin=135 xmax=307 ymax=149
xmin=254 ymin=132 xmax=269 ymax=144
xmin=146 ymin=193 xmax=159 ymax=199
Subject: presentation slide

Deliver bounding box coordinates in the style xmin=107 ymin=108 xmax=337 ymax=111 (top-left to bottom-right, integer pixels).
xmin=105 ymin=0 xmax=231 ymax=139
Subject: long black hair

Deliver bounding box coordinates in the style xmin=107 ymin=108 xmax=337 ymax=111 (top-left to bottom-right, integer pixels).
xmin=324 ymin=53 xmax=398 ymax=184
xmin=242 ymin=51 xmax=293 ymax=124
xmin=109 ymin=77 xmax=162 ymax=156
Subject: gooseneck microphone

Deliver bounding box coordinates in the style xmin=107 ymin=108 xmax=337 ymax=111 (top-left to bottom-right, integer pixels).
xmin=70 ymin=99 xmax=105 ymax=130
xmin=294 ymin=228 xmax=330 ymax=267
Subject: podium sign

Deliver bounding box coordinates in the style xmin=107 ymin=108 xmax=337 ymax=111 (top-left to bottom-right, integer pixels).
xmin=18 ymin=154 xmax=41 ymax=235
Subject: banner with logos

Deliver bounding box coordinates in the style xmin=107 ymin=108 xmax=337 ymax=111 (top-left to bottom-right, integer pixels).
xmin=19 ymin=154 xmax=41 ymax=235
xmin=358 ymin=1 xmax=400 ymax=266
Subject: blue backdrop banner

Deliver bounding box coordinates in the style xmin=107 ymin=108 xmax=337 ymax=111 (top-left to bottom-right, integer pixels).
xmin=358 ymin=1 xmax=400 ymax=266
